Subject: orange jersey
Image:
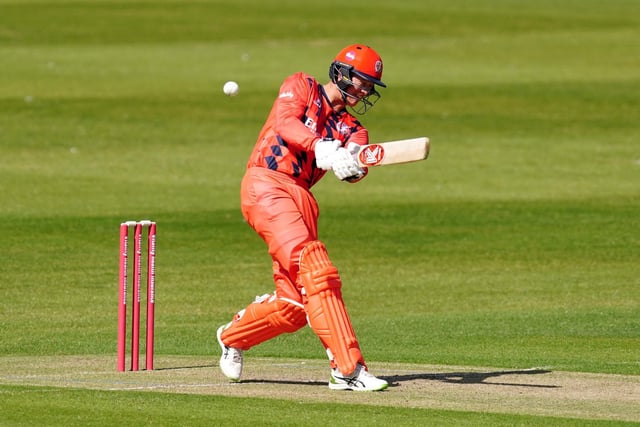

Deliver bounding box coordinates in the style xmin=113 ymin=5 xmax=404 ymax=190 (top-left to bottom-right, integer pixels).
xmin=246 ymin=72 xmax=368 ymax=188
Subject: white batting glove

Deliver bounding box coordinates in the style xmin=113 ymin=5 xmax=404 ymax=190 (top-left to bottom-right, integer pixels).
xmin=346 ymin=142 xmax=361 ymax=156
xmin=331 ymin=147 xmax=366 ymax=181
xmin=314 ymin=138 xmax=341 ymax=170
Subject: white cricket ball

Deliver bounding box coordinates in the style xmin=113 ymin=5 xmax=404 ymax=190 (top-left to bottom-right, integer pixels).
xmin=223 ymin=81 xmax=239 ymax=96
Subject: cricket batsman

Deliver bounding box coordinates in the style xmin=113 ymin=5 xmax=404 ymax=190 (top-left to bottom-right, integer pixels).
xmin=216 ymin=44 xmax=389 ymax=391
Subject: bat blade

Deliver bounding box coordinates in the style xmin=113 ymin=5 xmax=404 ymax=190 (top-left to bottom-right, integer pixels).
xmin=357 ymin=137 xmax=430 ymax=167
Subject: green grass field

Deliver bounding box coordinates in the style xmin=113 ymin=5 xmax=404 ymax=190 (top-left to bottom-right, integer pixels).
xmin=1 ymin=0 xmax=639 ymax=425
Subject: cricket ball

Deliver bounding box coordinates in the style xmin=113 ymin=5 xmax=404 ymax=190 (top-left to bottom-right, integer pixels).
xmin=223 ymin=81 xmax=239 ymax=96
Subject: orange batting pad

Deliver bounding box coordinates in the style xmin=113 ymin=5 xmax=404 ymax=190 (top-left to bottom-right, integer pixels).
xmin=298 ymin=241 xmax=364 ymax=375
xmin=220 ymin=294 xmax=307 ymax=350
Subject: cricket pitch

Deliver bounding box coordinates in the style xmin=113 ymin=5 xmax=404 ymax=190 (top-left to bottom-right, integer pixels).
xmin=0 ymin=355 xmax=638 ymax=422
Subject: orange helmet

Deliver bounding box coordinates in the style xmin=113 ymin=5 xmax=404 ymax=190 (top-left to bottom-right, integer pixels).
xmin=329 ymin=44 xmax=386 ymax=114
xmin=330 ymin=44 xmax=386 ymax=88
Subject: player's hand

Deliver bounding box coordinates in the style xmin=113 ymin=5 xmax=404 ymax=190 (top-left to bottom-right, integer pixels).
xmin=342 ymin=142 xmax=368 ymax=182
xmin=314 ymin=138 xmax=341 ymax=170
xmin=331 ymin=147 xmax=366 ymax=181
xmin=346 ymin=142 xmax=361 ymax=157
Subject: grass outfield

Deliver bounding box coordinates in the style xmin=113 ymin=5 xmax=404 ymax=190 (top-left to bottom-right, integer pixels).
xmin=1 ymin=0 xmax=639 ymax=425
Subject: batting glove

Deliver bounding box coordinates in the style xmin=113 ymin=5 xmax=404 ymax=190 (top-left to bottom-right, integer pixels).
xmin=314 ymin=138 xmax=341 ymax=170
xmin=331 ymin=147 xmax=366 ymax=181
xmin=346 ymin=142 xmax=362 ymax=156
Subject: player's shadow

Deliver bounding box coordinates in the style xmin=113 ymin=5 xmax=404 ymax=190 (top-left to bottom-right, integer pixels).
xmin=383 ymin=368 xmax=557 ymax=389
xmin=157 ymin=363 xmax=554 ymax=389
xmin=240 ymin=368 xmax=555 ymax=389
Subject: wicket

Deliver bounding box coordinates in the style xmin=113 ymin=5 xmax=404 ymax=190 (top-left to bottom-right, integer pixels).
xmin=118 ymin=220 xmax=156 ymax=371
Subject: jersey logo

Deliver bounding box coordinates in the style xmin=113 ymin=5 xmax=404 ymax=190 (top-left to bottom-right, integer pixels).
xmin=337 ymin=122 xmax=351 ymax=135
xmin=358 ymin=144 xmax=384 ymax=166
xmin=279 ymin=91 xmax=294 ymax=99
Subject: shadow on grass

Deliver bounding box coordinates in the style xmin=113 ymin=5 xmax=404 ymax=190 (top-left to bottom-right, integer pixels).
xmin=155 ymin=364 xmax=216 ymax=371
xmin=221 ymin=367 xmax=556 ymax=389
xmin=151 ymin=361 xmax=555 ymax=389
xmin=383 ymin=368 xmax=557 ymax=389
xmin=240 ymin=378 xmax=328 ymax=386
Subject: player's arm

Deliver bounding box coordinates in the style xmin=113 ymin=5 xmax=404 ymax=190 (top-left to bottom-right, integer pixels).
xmin=272 ymin=73 xmax=319 ymax=148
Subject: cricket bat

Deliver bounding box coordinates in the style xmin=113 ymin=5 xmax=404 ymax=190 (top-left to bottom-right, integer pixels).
xmin=356 ymin=137 xmax=430 ymax=167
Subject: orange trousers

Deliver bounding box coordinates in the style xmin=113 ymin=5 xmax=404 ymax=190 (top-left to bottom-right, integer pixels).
xmin=220 ymin=167 xmax=365 ymax=374
xmin=240 ymin=167 xmax=319 ymax=303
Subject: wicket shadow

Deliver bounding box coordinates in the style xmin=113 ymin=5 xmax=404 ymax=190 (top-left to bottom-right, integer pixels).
xmin=155 ymin=364 xmax=216 ymax=371
xmin=155 ymin=364 xmax=327 ymax=386
xmin=240 ymin=378 xmax=327 ymax=387
xmin=382 ymin=368 xmax=557 ymax=389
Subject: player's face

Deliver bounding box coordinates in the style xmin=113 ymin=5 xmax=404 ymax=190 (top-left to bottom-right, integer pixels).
xmin=345 ymin=76 xmax=375 ymax=106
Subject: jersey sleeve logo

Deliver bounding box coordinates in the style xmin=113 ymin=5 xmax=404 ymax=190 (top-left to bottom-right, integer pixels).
xmin=358 ymin=144 xmax=384 ymax=166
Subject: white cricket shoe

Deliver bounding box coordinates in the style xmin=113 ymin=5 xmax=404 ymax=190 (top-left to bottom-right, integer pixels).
xmin=329 ymin=363 xmax=388 ymax=391
xmin=216 ymin=323 xmax=243 ymax=382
